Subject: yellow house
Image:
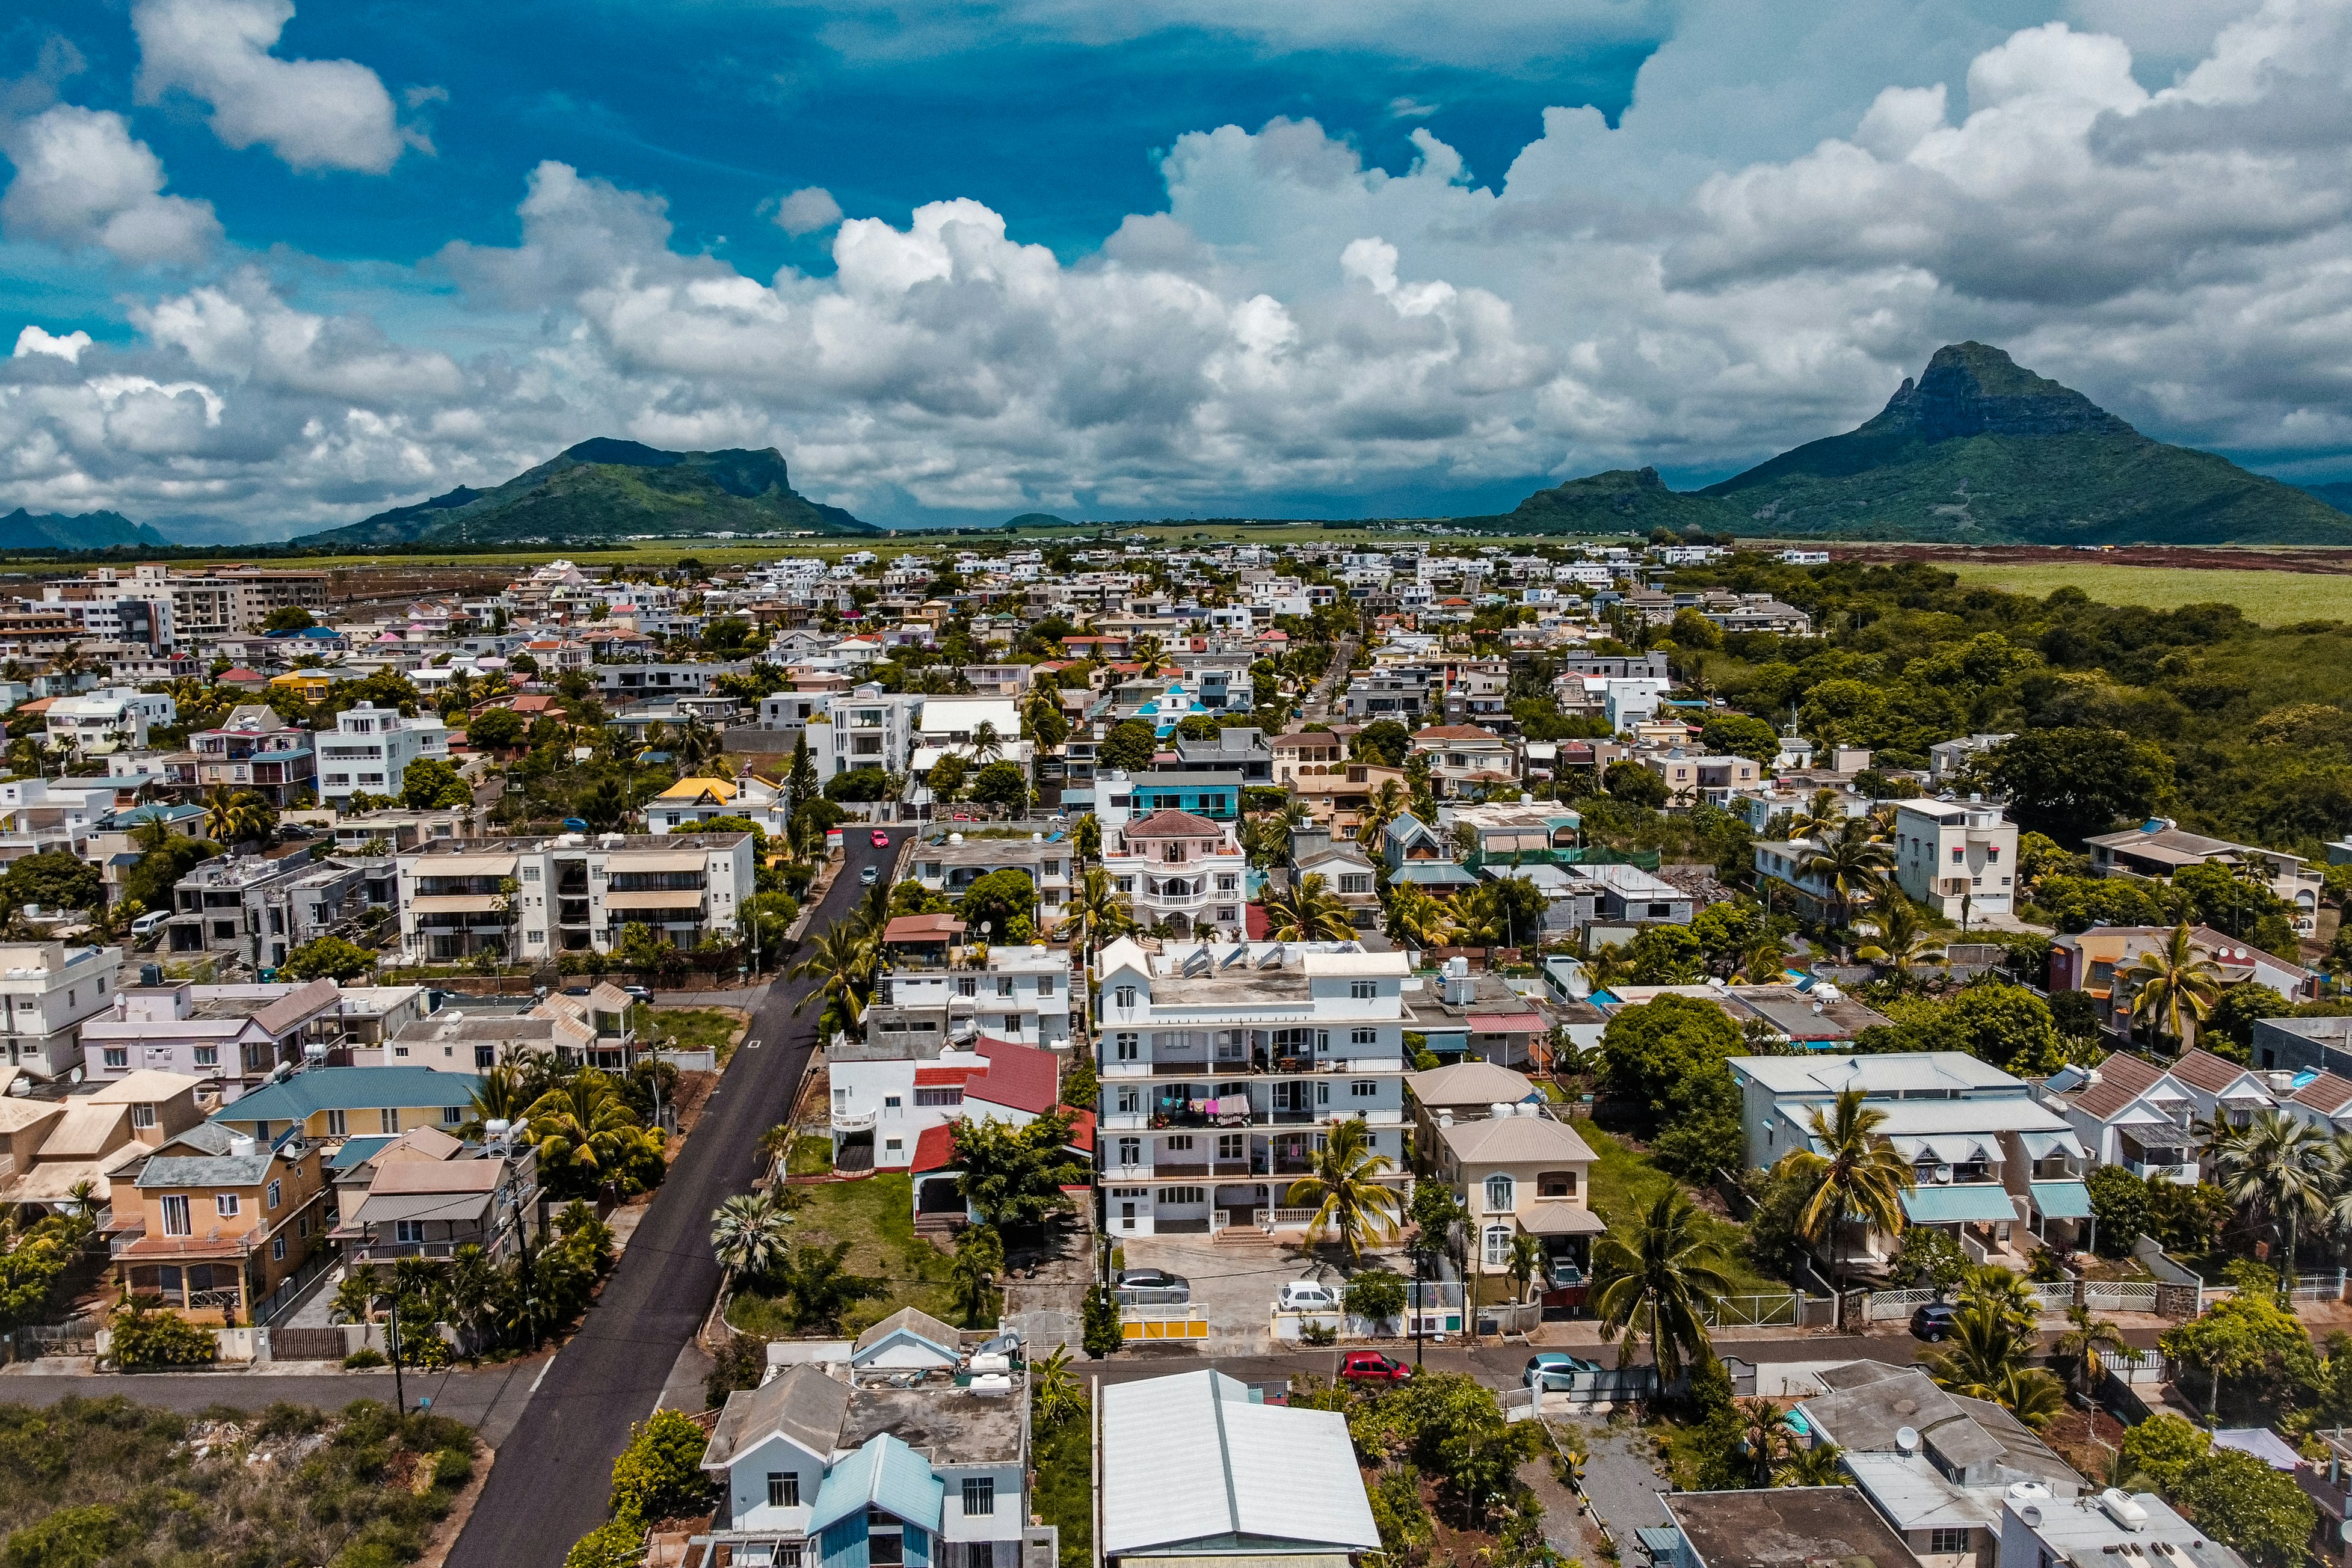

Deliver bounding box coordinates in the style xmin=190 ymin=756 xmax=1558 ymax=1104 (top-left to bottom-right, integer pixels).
xmin=208 ymin=1066 xmax=481 ymax=1145
xmin=115 ymin=1128 xmax=328 ymax=1321
xmin=269 ymin=670 xmax=333 ymax=702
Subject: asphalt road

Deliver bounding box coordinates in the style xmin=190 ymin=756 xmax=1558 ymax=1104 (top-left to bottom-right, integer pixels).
xmin=440 ymin=826 xmax=904 ymax=1568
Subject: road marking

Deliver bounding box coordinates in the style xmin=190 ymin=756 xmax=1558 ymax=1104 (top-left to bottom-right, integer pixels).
xmin=529 ymin=1356 xmax=554 ymax=1394
xmin=747 ymin=1038 xmax=762 ymax=1050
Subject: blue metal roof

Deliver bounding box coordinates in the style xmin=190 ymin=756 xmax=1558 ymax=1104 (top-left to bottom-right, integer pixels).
xmin=212 ymin=1066 xmax=481 ymax=1125
xmin=328 ymin=1134 xmax=398 ymax=1170
xmin=808 ymin=1434 xmax=944 ymax=1536
xmin=2028 ymin=1179 xmax=2095 ymax=1220
xmin=1900 ymin=1184 xmax=2021 ymax=1225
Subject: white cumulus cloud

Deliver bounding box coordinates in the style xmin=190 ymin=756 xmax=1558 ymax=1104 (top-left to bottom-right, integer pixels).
xmin=132 ymin=0 xmax=414 ymax=174
xmin=771 ymin=186 xmax=846 ymax=236
xmin=0 ymin=103 xmax=221 ymax=264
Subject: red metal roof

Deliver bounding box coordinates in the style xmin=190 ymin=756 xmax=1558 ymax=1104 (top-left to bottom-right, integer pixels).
xmin=1467 ymin=1012 xmax=1546 ymax=1033
xmin=965 ymin=1039 xmax=1060 ymax=1115
xmin=911 ymin=1124 xmax=958 ymax=1172
xmin=1060 ymin=1105 xmax=1096 ymax=1152
xmin=913 ymin=1065 xmax=982 ymax=1087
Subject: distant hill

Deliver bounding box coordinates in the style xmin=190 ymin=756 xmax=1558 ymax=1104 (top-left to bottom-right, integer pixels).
xmin=2302 ymin=482 xmax=2352 ymax=516
xmin=1005 ymin=512 xmax=1075 ymax=528
xmin=0 ymin=509 xmax=170 ymax=550
xmin=294 ymin=438 xmax=874 ymax=547
xmin=1494 ymin=343 xmax=2352 ymax=546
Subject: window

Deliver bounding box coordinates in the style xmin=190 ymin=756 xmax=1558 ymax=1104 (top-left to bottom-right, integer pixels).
xmin=442 ymin=1105 xmax=463 ymax=1125
xmin=327 ymin=1109 xmax=348 ymax=1137
xmin=1115 ymin=1033 xmax=1139 ymax=1062
xmin=131 ymin=1103 xmax=156 ymax=1128
xmin=1539 ymin=1170 xmax=1579 ymax=1198
xmin=884 ymin=1095 xmax=902 ymax=1110
xmin=1927 ymin=1530 xmax=1971 ymax=1557
xmin=378 ymin=1109 xmax=399 ymax=1133
xmin=396 ymin=1219 xmax=426 ymax=1244
xmin=884 ymin=1137 xmax=902 ymax=1156
xmin=998 ymin=977 xmax=1015 ymax=997
xmin=1165 ymin=1135 xmax=1194 ymax=1151
xmin=965 ymin=1546 xmax=994 ymax=1568
xmin=963 ymin=1477 xmax=996 ymax=1516
xmin=192 ymin=1045 xmax=218 ymax=1068
xmin=1350 ymin=980 xmax=1376 ymax=1000
xmin=1218 ymin=1133 xmax=1244 ymax=1160
xmin=102 ymin=1048 xmax=127 ymax=1069
xmin=1118 ymin=1138 xmax=1141 ymax=1166
xmin=1350 ymin=1027 xmax=1376 ymax=1046
xmin=916 ymin=1087 xmax=963 ymax=1107
xmin=1951 ymin=847 xmax=1964 ymax=862
xmin=1483 ymin=1224 xmax=1512 ymax=1267
xmin=217 ymin=1194 xmax=241 ymax=1217
xmin=1160 ymin=1187 xmax=1205 ymax=1204
xmin=266 ymin=1180 xmax=282 ymax=1210
xmin=1114 ymin=986 xmax=1137 ymax=1009
xmin=160 ymin=1195 xmax=191 ymax=1236
xmin=768 ymin=1472 xmax=800 ymax=1508
xmin=1485 ymin=1173 xmax=1515 ymax=1213
xmin=271 ymin=1235 xmax=286 ymax=1261
xmin=1038 ymin=975 xmax=1056 ymax=996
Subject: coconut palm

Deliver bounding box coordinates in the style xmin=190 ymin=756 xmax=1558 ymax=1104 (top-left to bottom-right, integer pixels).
xmin=464 ymin=1061 xmax=535 ymax=1137
xmin=787 ymin=918 xmax=879 ymax=1034
xmin=1383 ymin=881 xmax=1456 ymax=950
xmin=967 ymin=721 xmax=1006 ymax=764
xmin=1918 ymin=1300 xmax=2037 ymax=1394
xmin=1800 ymin=816 xmax=1895 ymax=931
xmin=524 ymin=1070 xmax=642 ymax=1191
xmin=1033 ymin=1345 xmax=1085 ymax=1430
xmin=1738 ymin=1397 xmax=1799 ymax=1486
xmin=1073 ymin=813 xmax=1102 ymax=865
xmin=1283 ymin=1116 xmax=1401 ymax=1258
xmin=946 ymin=1225 xmax=1005 ymax=1327
xmin=711 ymin=1188 xmax=798 ymax=1285
xmin=2125 ymin=923 xmax=2223 ymax=1052
xmin=1855 ymin=897 xmax=1948 ymax=971
xmin=1260 ymin=873 xmax=1355 ymax=941
xmin=1740 ymin=939 xmax=1793 ymax=985
xmin=1590 ymin=1189 xmax=1736 ymax=1389
xmin=2210 ymin=1109 xmax=2332 ymax=1299
xmin=1582 ymin=942 xmax=1635 ymax=992
xmin=676 ymin=716 xmax=724 ymax=770
xmin=330 ymin=1264 xmax=384 ymax=1325
xmin=1774 ymin=1089 xmax=1915 ymax=1328
xmin=2052 ymin=1302 xmax=2129 ymax=1397
xmin=1355 ymin=778 xmax=1411 ymax=849
xmin=1956 ymin=1264 xmax=2040 ymax=1336
xmin=1061 ymin=865 xmax=1136 ymax=961
xmin=1786 ymin=789 xmax=1844 ymax=842
xmin=1776 ymin=1442 xmax=1847 ymax=1487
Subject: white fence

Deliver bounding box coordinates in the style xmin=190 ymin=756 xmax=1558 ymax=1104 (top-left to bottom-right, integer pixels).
xmin=1704 ymin=1292 xmax=1803 ymax=1329
xmin=1865 ymin=1279 xmax=2162 ymax=1321
xmin=1864 ymin=1287 xmax=1935 ymax=1323
xmin=2083 ymin=1281 xmax=2161 ymax=1313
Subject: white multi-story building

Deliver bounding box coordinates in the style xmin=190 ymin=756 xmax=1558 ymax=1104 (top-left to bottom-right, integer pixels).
xmin=316 ymin=703 xmax=449 ymax=804
xmin=45 ymin=686 xmax=175 ymax=751
xmin=1891 ymin=798 xmax=2020 ymax=922
xmin=1095 ymin=936 xmax=1412 ymax=1238
xmin=823 ymin=684 xmax=924 ymax=779
xmin=395 ymin=831 xmax=754 ymax=962
xmin=1100 ymin=810 xmax=1248 ymax=941
xmin=0 ymin=940 xmax=125 ymax=1078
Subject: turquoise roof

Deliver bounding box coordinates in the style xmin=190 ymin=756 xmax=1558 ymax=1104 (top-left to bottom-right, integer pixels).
xmin=1390 ymin=862 xmax=1478 ymax=887
xmin=2028 ymin=1180 xmax=2095 ymax=1220
xmin=1900 ymin=1184 xmax=2021 ymax=1225
xmin=212 ymin=1066 xmax=482 ymax=1127
xmin=328 ymin=1134 xmax=398 ymax=1170
xmin=808 ymin=1433 xmax=944 ymax=1535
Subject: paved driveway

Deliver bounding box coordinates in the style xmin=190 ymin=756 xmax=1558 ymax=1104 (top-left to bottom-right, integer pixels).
xmin=1113 ymin=1235 xmax=1415 ymax=1349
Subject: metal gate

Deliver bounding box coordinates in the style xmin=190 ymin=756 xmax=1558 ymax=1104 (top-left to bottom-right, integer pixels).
xmin=6 ymin=1315 xmax=101 ymax=1360
xmin=1704 ymin=1292 xmax=1801 ymax=1329
xmin=271 ymin=1327 xmax=354 ymax=1362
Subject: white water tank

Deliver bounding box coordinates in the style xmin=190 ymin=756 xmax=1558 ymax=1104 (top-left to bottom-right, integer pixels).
xmin=968 ymin=1373 xmax=1014 ymax=1395
xmin=1444 ymin=957 xmax=1474 ymax=1006
xmin=970 ymin=1351 xmax=1011 ymax=1374
xmin=2099 ymin=1490 xmax=2149 ymax=1533
xmin=229 ymin=1134 xmax=256 ymax=1158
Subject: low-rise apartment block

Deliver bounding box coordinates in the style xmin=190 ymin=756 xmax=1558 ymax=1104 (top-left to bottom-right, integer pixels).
xmin=396 ymin=831 xmax=754 ymax=961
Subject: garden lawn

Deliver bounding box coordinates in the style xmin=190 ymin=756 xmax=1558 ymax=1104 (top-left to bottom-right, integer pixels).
xmin=1581 ymin=1124 xmax=1787 ymax=1296
xmin=726 ymin=1172 xmax=958 ymax=1338
xmin=787 ymin=1134 xmax=835 ymax=1177
xmin=638 ymin=1005 xmax=747 ymax=1065
xmin=1032 ymin=1410 xmax=1092 ymax=1568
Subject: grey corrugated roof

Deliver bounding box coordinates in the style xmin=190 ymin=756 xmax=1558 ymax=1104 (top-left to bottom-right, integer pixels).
xmin=703 ymin=1364 xmax=852 ymax=1469
xmin=137 ymin=1154 xmax=274 ymax=1187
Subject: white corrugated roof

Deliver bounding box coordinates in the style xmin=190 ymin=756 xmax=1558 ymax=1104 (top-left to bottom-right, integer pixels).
xmin=1099 ymin=1371 xmax=1379 ymax=1558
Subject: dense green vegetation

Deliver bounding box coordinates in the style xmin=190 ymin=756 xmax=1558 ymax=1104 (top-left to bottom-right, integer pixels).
xmin=0 ymin=507 xmax=167 ymax=549
xmin=297 ymin=438 xmax=875 ymax=548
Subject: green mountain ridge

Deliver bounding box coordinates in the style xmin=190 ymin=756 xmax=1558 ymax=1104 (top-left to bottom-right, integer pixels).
xmin=293 ymin=438 xmax=875 ymax=548
xmin=0 ymin=509 xmax=172 ymax=550
xmin=1496 ymin=343 xmax=2352 ymax=546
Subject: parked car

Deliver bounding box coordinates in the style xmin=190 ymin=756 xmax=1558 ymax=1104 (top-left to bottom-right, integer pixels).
xmin=130 ymin=910 xmax=171 ymax=938
xmin=870 ymin=829 xmax=891 ymax=847
xmin=1524 ymin=1351 xmax=1603 ymax=1389
xmin=1340 ymin=1350 xmax=1412 ymax=1383
xmin=1118 ymin=1268 xmax=1188 ymax=1292
xmin=620 ymin=985 xmax=654 ymax=1004
xmin=561 ymin=817 xmax=590 ymax=831
xmin=1115 ymin=1267 xmax=1190 ymax=1305
xmin=1277 ymin=1281 xmax=1341 ymax=1312
xmin=860 ymin=865 xmax=879 ymax=884
xmin=1910 ymin=1302 xmax=1962 ymax=1341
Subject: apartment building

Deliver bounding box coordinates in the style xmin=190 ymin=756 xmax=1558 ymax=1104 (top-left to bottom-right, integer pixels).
xmin=906 ymin=832 xmax=1074 ymax=933
xmin=824 ymin=684 xmax=925 ymax=778
xmin=1100 ymin=810 xmax=1248 ymax=940
xmin=2083 ymin=817 xmax=2325 ymax=935
xmin=1891 ymin=798 xmax=2021 ymax=921
xmin=162 ymin=705 xmax=316 ymax=806
xmin=1095 ymin=936 xmax=1412 ymax=1237
xmin=1409 ymin=724 xmax=1516 ymax=798
xmin=863 ymin=918 xmax=1076 ymax=1054
xmin=0 ymin=940 xmax=126 ymax=1078
xmin=122 ymin=564 xmax=328 ymax=638
xmin=1637 ymin=749 xmax=1760 ymax=807
xmin=315 ymin=702 xmax=449 ymax=805
xmin=81 ymin=977 xmax=428 ymax=1095
xmin=44 ymin=686 xmax=175 ymax=752
xmin=163 ymin=850 xmax=378 ymax=971
xmin=395 ymin=831 xmax=754 ymax=961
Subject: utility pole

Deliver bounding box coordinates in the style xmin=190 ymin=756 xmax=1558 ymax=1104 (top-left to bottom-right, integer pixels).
xmin=388 ymin=1296 xmax=405 ymax=1415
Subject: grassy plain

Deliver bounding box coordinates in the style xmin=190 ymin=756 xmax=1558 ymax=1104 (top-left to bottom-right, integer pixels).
xmin=1944 ymin=561 xmax=2352 ymax=626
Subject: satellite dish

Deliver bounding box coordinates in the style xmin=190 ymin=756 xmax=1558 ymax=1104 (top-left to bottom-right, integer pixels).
xmin=1895 ymin=1425 xmax=1920 ymax=1456
xmin=2338 ymin=1521 xmax=2352 ymax=1546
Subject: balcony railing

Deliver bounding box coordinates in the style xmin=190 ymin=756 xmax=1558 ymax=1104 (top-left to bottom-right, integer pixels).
xmin=832 ymin=1110 xmax=878 ymax=1133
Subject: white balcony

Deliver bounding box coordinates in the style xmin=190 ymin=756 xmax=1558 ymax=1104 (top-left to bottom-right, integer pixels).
xmin=831 ymin=1109 xmax=878 ymax=1133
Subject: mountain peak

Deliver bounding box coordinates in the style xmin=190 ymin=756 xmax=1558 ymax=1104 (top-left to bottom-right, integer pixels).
xmin=1864 ymin=342 xmax=2134 ymax=442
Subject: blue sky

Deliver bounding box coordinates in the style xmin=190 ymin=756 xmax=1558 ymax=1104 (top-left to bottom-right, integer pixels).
xmin=1 ymin=0 xmax=2348 ymax=537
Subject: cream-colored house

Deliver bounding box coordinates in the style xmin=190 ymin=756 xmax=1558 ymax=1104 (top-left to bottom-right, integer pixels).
xmin=0 ymin=1068 xmax=205 ymax=1214
xmin=1408 ymin=1062 xmax=1602 ymax=1282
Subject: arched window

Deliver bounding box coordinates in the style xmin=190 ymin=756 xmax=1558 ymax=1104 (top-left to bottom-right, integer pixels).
xmin=1483 ymin=1224 xmax=1513 ymax=1268
xmin=1484 ymin=1173 xmax=1515 ymax=1213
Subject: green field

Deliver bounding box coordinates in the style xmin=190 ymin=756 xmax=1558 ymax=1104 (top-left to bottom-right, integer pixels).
xmin=1945 ymin=562 xmax=2352 ymax=626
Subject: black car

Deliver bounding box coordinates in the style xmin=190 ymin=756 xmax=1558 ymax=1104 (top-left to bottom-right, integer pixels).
xmin=1118 ymin=1268 xmax=1188 ymax=1292
xmin=1910 ymin=1302 xmax=1962 ymax=1341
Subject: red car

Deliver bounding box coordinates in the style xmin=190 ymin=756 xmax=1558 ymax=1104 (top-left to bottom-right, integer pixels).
xmin=870 ymin=830 xmax=891 ymax=847
xmin=1338 ymin=1350 xmax=1412 ymax=1383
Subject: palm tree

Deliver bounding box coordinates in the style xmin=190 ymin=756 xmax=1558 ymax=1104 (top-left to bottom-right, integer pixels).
xmin=967 ymin=721 xmax=1006 ymax=764
xmin=946 ymin=1225 xmax=1005 ymax=1327
xmin=1061 ymin=866 xmax=1136 ymax=961
xmin=2125 ymin=924 xmax=2223 ymax=1052
xmin=1775 ymin=1089 xmax=1915 ymax=1328
xmin=758 ymin=1122 xmax=800 ymax=1171
xmin=1800 ymin=816 xmax=1895 ymax=932
xmin=1383 ymin=882 xmax=1456 ymax=951
xmin=1583 ymin=942 xmax=1634 ymax=992
xmin=525 ymin=1071 xmax=642 ymax=1191
xmin=774 ymin=1239 xmax=882 ymax=1332
xmin=1855 ymin=897 xmax=1948 ymax=971
xmin=444 ymin=1244 xmax=500 ymax=1339
xmin=1259 ymin=874 xmax=1354 ymax=941
xmin=1776 ymin=1442 xmax=1847 ymax=1487
xmin=1956 ymin=1264 xmax=2039 ymax=1336
xmin=1590 ymin=1189 xmax=1735 ymax=1389
xmin=1738 ymin=1397 xmax=1797 ymax=1486
xmin=1355 ymin=778 xmax=1410 ymax=849
xmin=1740 ymin=938 xmax=1793 ymax=985
xmin=464 ymin=1061 xmax=534 ymax=1137
xmin=1918 ymin=1299 xmax=2036 ymax=1394
xmin=1283 ymin=1117 xmax=1400 ymax=1258
xmin=711 ymin=1189 xmax=798 ymax=1285
xmin=1506 ymin=1232 xmax=1548 ymax=1303
xmin=677 ymin=716 xmax=724 ymax=770
xmin=787 ymin=919 xmax=879 ymax=1035
xmin=1033 ymin=1345 xmax=1085 ymax=1431
xmin=2211 ymin=1109 xmax=2332 ymax=1298
xmin=2052 ymin=1302 xmax=2128 ymax=1397
xmin=1786 ymin=789 xmax=1844 ymax=842
xmin=330 ymin=1264 xmax=383 ymax=1325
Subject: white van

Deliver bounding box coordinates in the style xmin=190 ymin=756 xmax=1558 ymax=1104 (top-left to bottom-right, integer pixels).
xmin=1277 ymin=1281 xmax=1340 ymax=1312
xmin=131 ymin=911 xmax=171 ymax=938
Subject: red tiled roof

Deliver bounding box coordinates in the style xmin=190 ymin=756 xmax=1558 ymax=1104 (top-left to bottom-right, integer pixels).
xmin=2069 ymin=1051 xmax=2168 ymax=1121
xmin=1060 ymin=1105 xmax=1096 ymax=1152
xmin=966 ymin=1039 xmax=1060 ymax=1115
xmin=914 ymin=1065 xmax=982 ymax=1087
xmin=1413 ymin=724 xmax=1504 ymax=742
xmin=1468 ymin=1012 xmax=1546 ymax=1033
xmin=2169 ymin=1047 xmax=2253 ymax=1096
xmin=1124 ymin=808 xmax=1222 ymax=838
xmin=2294 ymin=1072 xmax=2352 ymax=1116
xmin=911 ymin=1124 xmax=958 ymax=1173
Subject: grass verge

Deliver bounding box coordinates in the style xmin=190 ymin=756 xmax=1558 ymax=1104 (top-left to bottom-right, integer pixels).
xmin=638 ymin=1004 xmax=747 ymax=1065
